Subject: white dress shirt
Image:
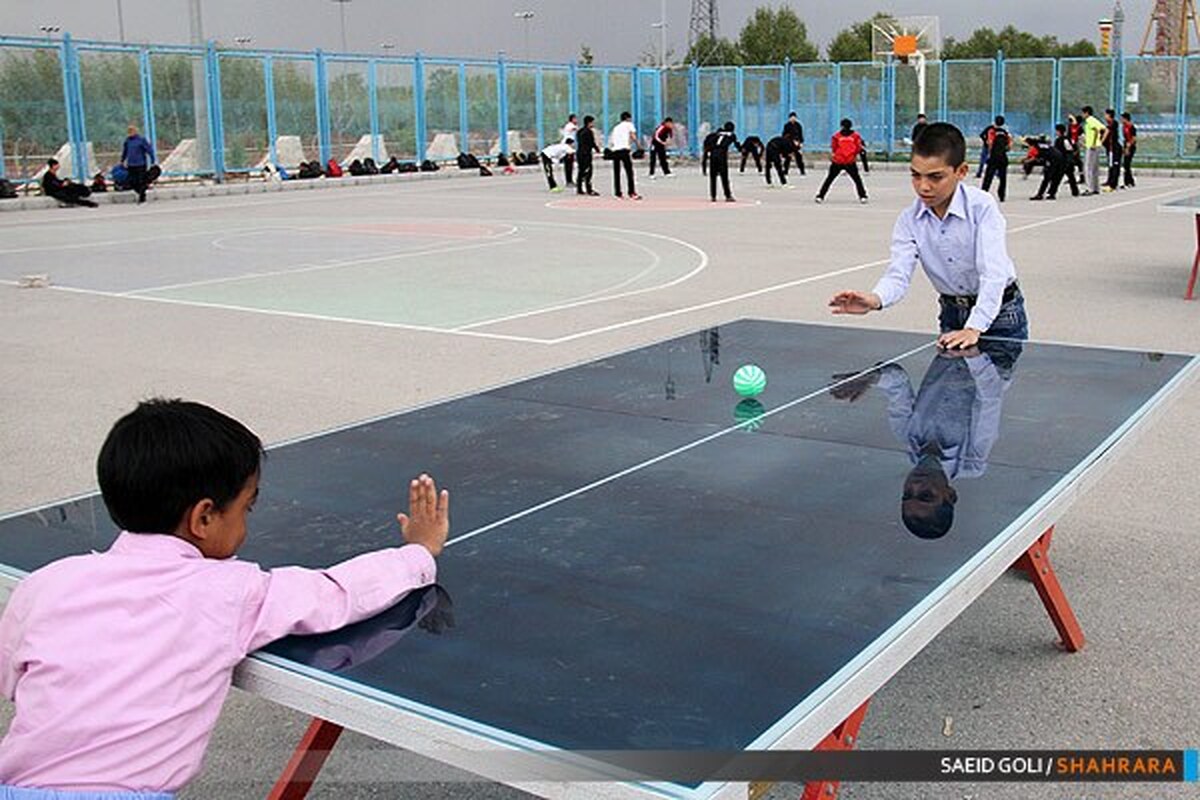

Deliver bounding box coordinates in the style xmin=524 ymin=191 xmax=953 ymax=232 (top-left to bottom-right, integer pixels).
xmin=872 ymin=183 xmax=1018 ymax=332
xmin=609 ymin=120 xmax=637 ymax=151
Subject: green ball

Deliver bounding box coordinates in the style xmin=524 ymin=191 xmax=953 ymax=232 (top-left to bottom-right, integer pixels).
xmin=732 ymin=364 xmax=767 ymax=397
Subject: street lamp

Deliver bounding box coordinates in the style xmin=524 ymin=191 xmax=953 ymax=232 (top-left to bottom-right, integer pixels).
xmin=514 ymin=11 xmax=534 ymax=61
xmin=39 ymin=25 xmax=61 ymax=42
xmin=380 ymin=42 xmax=395 ymax=53
xmin=234 ymin=36 xmax=253 ymax=47
xmin=116 ymin=0 xmax=126 ymax=43
xmin=331 ymin=0 xmax=351 ymax=54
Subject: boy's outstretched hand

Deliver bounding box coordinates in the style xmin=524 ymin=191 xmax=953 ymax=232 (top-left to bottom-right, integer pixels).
xmin=396 ymin=474 xmax=450 ymax=557
xmin=937 ymin=327 xmax=981 ymax=350
xmin=828 ymin=290 xmax=882 ymax=315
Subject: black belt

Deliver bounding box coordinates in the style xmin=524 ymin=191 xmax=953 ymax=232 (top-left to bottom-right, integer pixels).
xmin=940 ymin=282 xmax=1020 ymax=308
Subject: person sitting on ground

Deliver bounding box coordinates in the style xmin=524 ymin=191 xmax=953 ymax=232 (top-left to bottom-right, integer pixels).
xmin=41 ymin=159 xmax=98 ymax=208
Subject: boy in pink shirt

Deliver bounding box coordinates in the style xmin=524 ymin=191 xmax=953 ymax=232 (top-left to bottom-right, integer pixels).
xmin=0 ymin=399 xmax=449 ymax=798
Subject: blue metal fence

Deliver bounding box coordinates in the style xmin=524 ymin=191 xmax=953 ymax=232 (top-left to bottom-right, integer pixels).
xmin=5 ymin=32 xmax=1200 ymax=182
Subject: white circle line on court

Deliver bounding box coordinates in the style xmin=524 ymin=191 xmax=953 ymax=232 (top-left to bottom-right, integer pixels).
xmin=452 ymin=225 xmax=707 ymax=331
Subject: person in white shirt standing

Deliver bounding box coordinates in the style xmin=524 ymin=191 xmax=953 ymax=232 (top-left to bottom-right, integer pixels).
xmin=561 ymin=114 xmax=579 ymax=186
xmin=540 ymin=139 xmax=575 ymax=192
xmin=608 ymin=111 xmax=641 ymax=200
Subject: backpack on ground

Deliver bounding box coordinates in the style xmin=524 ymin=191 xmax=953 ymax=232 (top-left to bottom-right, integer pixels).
xmin=419 ymin=159 xmax=439 ymax=172
xmin=363 ymin=157 xmax=379 ymax=174
xmin=0 ymin=179 xmax=18 ymax=199
xmin=326 ymin=158 xmax=343 ymax=177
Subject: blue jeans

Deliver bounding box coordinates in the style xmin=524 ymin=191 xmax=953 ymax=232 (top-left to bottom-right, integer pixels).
xmin=938 ymin=287 xmax=1029 ymax=340
xmin=0 ymin=788 xmax=171 ymax=800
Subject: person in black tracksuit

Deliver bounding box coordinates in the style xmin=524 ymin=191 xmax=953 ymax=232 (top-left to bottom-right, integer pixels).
xmin=708 ymin=121 xmax=740 ymax=202
xmin=782 ymin=112 xmax=806 ymax=175
xmin=763 ymin=136 xmax=799 ymax=186
xmin=738 ymin=136 xmax=764 ymax=172
xmin=575 ymin=115 xmax=601 ymax=196
xmin=980 ymin=115 xmax=1010 ymax=202
xmin=1029 ymin=133 xmax=1067 ymax=200
xmin=649 ymin=117 xmax=674 ymax=176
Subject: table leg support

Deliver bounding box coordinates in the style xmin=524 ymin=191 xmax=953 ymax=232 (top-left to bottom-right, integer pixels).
xmin=797 ymin=699 xmax=871 ymax=800
xmin=267 ymin=717 xmax=344 ymax=800
xmin=1188 ymin=213 xmax=1199 ymax=300
xmin=1012 ymin=526 xmax=1085 ymax=652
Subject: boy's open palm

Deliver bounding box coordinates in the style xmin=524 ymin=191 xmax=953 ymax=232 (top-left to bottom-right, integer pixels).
xmin=396 ymin=474 xmax=450 ymax=556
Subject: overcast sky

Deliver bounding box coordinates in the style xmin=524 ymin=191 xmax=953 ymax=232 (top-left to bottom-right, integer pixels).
xmin=1 ymin=0 xmax=1137 ymax=63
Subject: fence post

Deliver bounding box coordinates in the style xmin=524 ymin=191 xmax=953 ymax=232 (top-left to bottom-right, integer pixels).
xmin=884 ymin=60 xmax=894 ymax=156
xmin=631 ymin=66 xmax=642 ymax=137
xmin=263 ymin=56 xmax=278 ymax=167
xmin=654 ymin=67 xmax=664 ymax=128
xmin=206 ymin=41 xmax=226 ymax=180
xmin=315 ymin=49 xmax=332 ymax=164
xmin=457 ymin=62 xmax=469 ymax=156
xmin=601 ymin=68 xmax=610 ymax=132
xmin=782 ymin=58 xmax=792 ymax=121
xmin=413 ymin=52 xmax=426 ymax=163
xmin=994 ymin=49 xmax=1005 ymax=120
xmin=938 ymin=59 xmax=947 ymax=121
xmin=568 ymin=62 xmax=579 ymax=116
xmin=368 ymin=59 xmax=380 ymax=162
xmin=832 ymin=62 xmax=842 ymax=136
xmin=1050 ymin=57 xmax=1061 ymax=130
xmin=497 ymin=54 xmax=509 ymax=156
xmin=1177 ymin=57 xmax=1189 ymax=159
xmin=735 ymin=65 xmax=745 ymax=134
xmin=60 ymin=34 xmax=89 ymax=181
xmin=535 ymin=66 xmax=545 ymax=150
xmin=688 ymin=62 xmax=700 ymax=156
xmin=140 ymin=48 xmax=156 ymax=153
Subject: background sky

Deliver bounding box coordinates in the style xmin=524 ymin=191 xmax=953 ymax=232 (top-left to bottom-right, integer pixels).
xmin=1 ymin=0 xmax=1137 ymax=63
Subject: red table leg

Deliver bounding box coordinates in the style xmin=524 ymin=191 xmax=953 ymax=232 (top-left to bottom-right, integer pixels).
xmin=799 ymin=699 xmax=871 ymax=800
xmin=1012 ymin=526 xmax=1085 ymax=652
xmin=1188 ymin=213 xmax=1200 ymax=300
xmin=267 ymin=717 xmax=344 ymax=800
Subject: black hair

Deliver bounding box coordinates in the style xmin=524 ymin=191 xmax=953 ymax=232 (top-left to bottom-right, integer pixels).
xmin=916 ymin=113 xmax=927 ymax=120
xmin=97 ymin=398 xmax=263 ymax=534
xmin=1105 ymin=108 xmax=1116 ymax=117
xmin=620 ymin=111 xmax=632 ymax=121
xmin=788 ymin=111 xmax=797 ymax=118
xmin=663 ymin=116 xmax=673 ymax=123
xmin=1055 ymin=122 xmax=1066 ymax=133
xmin=583 ymin=114 xmax=595 ymax=125
xmin=47 ymin=158 xmax=59 ymax=167
xmin=994 ymin=114 xmax=1005 ymax=126
xmin=1120 ymin=111 xmax=1131 ymax=120
xmin=564 ymin=137 xmax=574 ymax=145
xmin=723 ymin=120 xmax=735 ymax=131
xmin=1082 ymin=105 xmax=1094 ymax=115
xmin=839 ymin=118 xmax=853 ymax=131
xmin=902 ymin=501 xmax=954 ymax=540
xmin=911 ymin=121 xmax=966 ymax=166
xmin=568 ymin=113 xmax=577 ymax=121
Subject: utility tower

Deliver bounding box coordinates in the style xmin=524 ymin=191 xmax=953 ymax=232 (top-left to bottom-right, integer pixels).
xmin=689 ymin=0 xmax=719 ymax=47
xmin=1139 ymin=0 xmax=1200 ymax=55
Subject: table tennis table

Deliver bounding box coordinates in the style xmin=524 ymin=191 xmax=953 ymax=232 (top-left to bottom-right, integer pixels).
xmin=0 ymin=320 xmax=1195 ymax=800
xmin=1156 ymin=193 xmax=1200 ymax=299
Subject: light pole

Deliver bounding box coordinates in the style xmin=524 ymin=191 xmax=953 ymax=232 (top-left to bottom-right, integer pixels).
xmin=651 ymin=0 xmax=667 ymax=68
xmin=380 ymin=42 xmax=395 ymax=54
xmin=116 ymin=0 xmax=126 ymax=42
xmin=39 ymin=25 xmax=61 ymax=42
xmin=514 ymin=11 xmax=534 ymax=61
xmin=234 ymin=36 xmax=252 ymax=47
xmin=331 ymin=0 xmax=351 ymax=54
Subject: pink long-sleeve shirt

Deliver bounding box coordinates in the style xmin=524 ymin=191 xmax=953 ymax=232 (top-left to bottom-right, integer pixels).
xmin=0 ymin=531 xmax=436 ymax=792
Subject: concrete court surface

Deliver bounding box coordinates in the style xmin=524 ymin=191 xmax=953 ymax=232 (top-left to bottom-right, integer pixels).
xmin=0 ymin=162 xmax=1197 ymax=800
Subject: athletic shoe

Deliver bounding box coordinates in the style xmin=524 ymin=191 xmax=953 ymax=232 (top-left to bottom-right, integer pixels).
xmin=782 ymin=184 xmax=795 ymax=190
xmin=725 ymin=197 xmax=736 ymax=202
xmin=549 ymin=187 xmax=564 ymax=193
xmin=1030 ymin=195 xmax=1044 ymax=201
xmin=814 ymin=196 xmax=824 ymax=204
xmin=629 ymin=193 xmax=643 ymax=200
xmin=587 ymin=190 xmax=600 ymax=196
xmin=859 ymin=197 xmax=868 ymax=204
xmin=1101 ymin=186 xmax=1115 ymax=193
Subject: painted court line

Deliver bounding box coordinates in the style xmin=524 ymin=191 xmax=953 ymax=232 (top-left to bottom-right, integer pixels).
xmin=445 ymin=339 xmax=935 ymax=547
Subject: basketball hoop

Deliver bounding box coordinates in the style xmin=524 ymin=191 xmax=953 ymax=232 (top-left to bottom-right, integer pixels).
xmin=871 ymin=15 xmax=941 ymax=114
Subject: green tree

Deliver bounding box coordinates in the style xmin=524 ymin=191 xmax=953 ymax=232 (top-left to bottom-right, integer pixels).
xmin=942 ymin=25 xmax=1099 ymax=59
xmin=737 ymin=6 xmax=819 ymax=65
xmin=826 ymin=12 xmax=895 ymax=63
xmin=578 ymin=44 xmax=594 ymax=65
xmin=685 ymin=33 xmax=743 ymax=66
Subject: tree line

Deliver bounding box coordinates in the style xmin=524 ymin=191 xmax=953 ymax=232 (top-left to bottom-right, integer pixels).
xmin=664 ymin=8 xmax=1098 ymax=67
